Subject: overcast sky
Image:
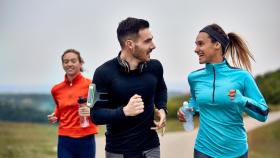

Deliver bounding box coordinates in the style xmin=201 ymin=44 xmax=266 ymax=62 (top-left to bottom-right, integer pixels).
xmin=0 ymin=0 xmax=279 ymax=93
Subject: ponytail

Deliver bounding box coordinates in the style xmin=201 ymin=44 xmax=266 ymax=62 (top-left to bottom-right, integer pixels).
xmin=225 ymin=33 xmax=255 ymax=72
xmin=201 ymin=24 xmax=255 ymax=72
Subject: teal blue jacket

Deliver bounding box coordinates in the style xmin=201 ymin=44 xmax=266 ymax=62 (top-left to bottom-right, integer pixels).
xmin=188 ymin=59 xmax=269 ymax=157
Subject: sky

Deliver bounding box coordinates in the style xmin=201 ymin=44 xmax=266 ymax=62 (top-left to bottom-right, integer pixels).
xmin=0 ymin=0 xmax=279 ymax=93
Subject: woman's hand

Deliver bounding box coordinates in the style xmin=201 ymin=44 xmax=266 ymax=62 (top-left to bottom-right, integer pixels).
xmin=177 ymin=108 xmax=186 ymax=122
xmin=228 ymin=89 xmax=236 ymax=101
xmin=47 ymin=113 xmax=58 ymax=124
xmin=78 ymin=105 xmax=90 ymax=117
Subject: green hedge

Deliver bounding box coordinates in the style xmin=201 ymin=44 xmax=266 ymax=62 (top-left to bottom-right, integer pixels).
xmin=255 ymin=69 xmax=280 ymax=105
xmin=166 ymin=95 xmax=189 ymax=119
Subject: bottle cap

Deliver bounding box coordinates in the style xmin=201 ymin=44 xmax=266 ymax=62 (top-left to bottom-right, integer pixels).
xmin=183 ymin=101 xmax=189 ymax=108
xmin=78 ymin=96 xmax=87 ymax=104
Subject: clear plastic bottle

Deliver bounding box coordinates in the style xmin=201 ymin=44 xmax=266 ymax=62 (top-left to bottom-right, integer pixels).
xmin=78 ymin=96 xmax=89 ymax=128
xmin=181 ymin=101 xmax=194 ymax=131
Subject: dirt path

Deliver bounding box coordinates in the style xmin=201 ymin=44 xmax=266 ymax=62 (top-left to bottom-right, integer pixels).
xmin=95 ymin=111 xmax=280 ymax=158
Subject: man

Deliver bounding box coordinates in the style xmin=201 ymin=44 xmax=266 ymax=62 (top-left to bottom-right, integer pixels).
xmin=90 ymin=17 xmax=168 ymax=158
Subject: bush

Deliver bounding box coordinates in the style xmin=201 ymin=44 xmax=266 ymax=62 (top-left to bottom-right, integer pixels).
xmin=167 ymin=95 xmax=189 ymax=119
xmin=255 ymin=69 xmax=280 ymax=105
xmin=0 ymin=100 xmax=51 ymax=123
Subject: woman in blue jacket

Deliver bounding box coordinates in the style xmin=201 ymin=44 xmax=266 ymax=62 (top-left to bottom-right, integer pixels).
xmin=178 ymin=24 xmax=269 ymax=158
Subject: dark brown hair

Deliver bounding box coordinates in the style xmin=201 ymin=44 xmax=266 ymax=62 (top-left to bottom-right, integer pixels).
xmin=61 ymin=49 xmax=84 ymax=72
xmin=206 ymin=24 xmax=255 ymax=72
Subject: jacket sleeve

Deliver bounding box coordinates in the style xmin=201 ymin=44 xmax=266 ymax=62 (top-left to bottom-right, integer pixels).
xmin=188 ymin=74 xmax=199 ymax=113
xmin=90 ymin=67 xmax=126 ymax=125
xmin=154 ymin=61 xmax=168 ymax=112
xmin=234 ymin=72 xmax=269 ymax=122
xmin=51 ymin=89 xmax=60 ymax=119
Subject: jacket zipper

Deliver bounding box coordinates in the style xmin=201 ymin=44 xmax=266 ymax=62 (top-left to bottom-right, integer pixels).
xmin=212 ymin=66 xmax=216 ymax=104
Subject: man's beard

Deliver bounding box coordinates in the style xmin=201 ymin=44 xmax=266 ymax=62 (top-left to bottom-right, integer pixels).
xmin=132 ymin=48 xmax=151 ymax=62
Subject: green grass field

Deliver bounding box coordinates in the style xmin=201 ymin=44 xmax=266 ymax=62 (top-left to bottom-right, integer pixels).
xmin=0 ymin=121 xmax=57 ymax=158
xmin=0 ymin=119 xmax=279 ymax=158
xmin=248 ymin=120 xmax=280 ymax=158
xmin=0 ymin=119 xmax=189 ymax=158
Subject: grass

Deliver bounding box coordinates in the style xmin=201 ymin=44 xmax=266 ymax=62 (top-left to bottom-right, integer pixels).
xmin=269 ymin=105 xmax=280 ymax=112
xmin=248 ymin=120 xmax=280 ymax=158
xmin=0 ymin=117 xmax=196 ymax=158
xmin=0 ymin=121 xmax=106 ymax=158
xmin=0 ymin=121 xmax=57 ymax=158
xmin=0 ymin=114 xmax=279 ymax=158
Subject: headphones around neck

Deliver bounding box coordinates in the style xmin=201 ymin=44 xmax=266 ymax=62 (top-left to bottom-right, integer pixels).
xmin=117 ymin=53 xmax=147 ymax=74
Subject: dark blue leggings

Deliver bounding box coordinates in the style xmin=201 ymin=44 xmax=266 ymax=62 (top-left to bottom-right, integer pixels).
xmin=194 ymin=149 xmax=248 ymax=158
xmin=58 ymin=135 xmax=96 ymax=158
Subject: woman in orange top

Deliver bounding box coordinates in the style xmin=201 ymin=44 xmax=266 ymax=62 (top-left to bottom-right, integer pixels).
xmin=48 ymin=49 xmax=98 ymax=158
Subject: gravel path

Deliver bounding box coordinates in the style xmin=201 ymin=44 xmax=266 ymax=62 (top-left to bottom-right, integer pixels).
xmin=95 ymin=111 xmax=280 ymax=158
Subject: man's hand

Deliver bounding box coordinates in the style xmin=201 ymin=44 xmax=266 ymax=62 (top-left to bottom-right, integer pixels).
xmin=151 ymin=109 xmax=166 ymax=136
xmin=123 ymin=94 xmax=144 ymax=116
xmin=177 ymin=108 xmax=186 ymax=122
xmin=47 ymin=113 xmax=58 ymax=124
xmin=79 ymin=105 xmax=90 ymax=117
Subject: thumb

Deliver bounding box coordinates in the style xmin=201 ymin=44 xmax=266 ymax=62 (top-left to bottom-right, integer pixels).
xmin=133 ymin=94 xmax=141 ymax=98
xmin=229 ymin=89 xmax=236 ymax=94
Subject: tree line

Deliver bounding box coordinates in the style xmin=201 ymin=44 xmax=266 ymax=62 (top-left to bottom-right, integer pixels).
xmin=255 ymin=68 xmax=280 ymax=105
xmin=0 ymin=94 xmax=53 ymax=123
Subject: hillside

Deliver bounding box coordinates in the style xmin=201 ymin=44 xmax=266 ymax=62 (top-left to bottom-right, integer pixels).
xmin=255 ymin=68 xmax=280 ymax=105
xmin=0 ymin=94 xmax=54 ymax=123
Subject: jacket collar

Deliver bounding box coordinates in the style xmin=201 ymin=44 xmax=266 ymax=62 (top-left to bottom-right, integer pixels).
xmin=205 ymin=59 xmax=230 ymax=73
xmin=64 ymin=73 xmax=83 ymax=86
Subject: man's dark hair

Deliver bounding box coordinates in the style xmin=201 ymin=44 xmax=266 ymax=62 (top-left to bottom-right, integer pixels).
xmin=117 ymin=17 xmax=149 ymax=48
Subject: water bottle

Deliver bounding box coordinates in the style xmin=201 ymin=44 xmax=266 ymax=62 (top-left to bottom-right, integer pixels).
xmin=77 ymin=96 xmax=89 ymax=128
xmin=181 ymin=101 xmax=194 ymax=131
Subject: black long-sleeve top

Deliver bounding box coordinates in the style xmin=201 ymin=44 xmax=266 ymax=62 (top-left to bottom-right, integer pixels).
xmin=90 ymin=57 xmax=167 ymax=154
